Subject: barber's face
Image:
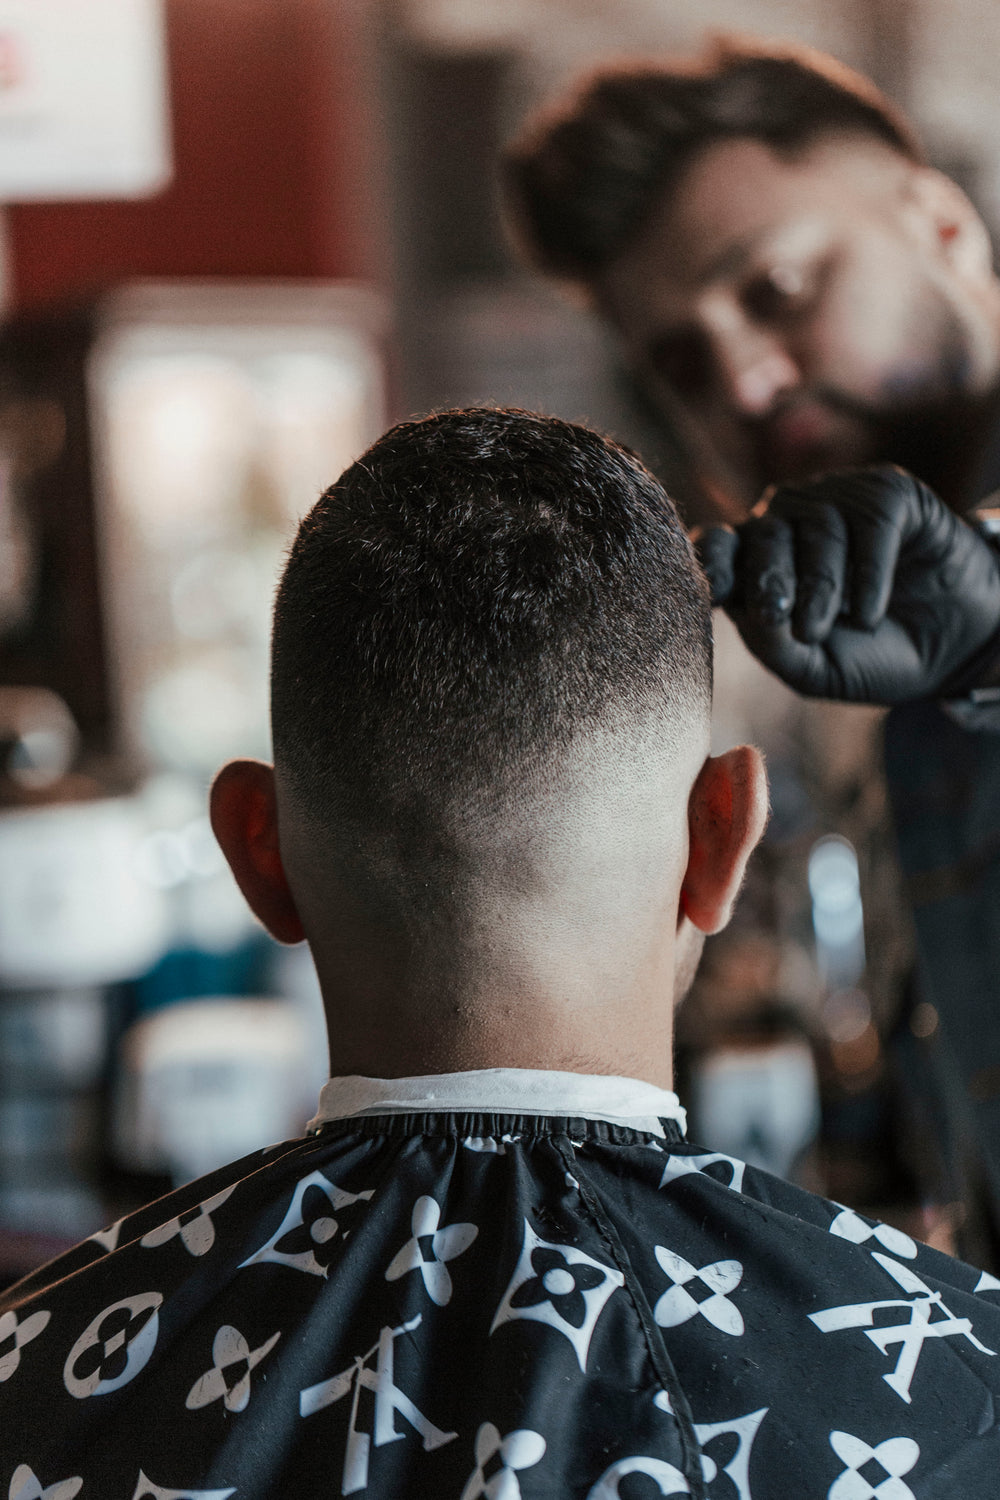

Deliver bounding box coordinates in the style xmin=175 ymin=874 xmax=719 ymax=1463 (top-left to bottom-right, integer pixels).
xmin=601 ymin=135 xmax=1000 ymax=514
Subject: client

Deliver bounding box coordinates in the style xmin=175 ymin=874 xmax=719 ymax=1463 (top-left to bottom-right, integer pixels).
xmin=2 ymin=409 xmax=999 ymax=1498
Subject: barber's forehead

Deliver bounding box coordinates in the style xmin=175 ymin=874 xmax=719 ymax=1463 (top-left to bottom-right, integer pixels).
xmin=607 ymin=132 xmax=907 ymax=290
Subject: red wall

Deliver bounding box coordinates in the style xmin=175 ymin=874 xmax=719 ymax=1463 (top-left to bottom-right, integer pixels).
xmin=6 ymin=0 xmax=380 ymax=313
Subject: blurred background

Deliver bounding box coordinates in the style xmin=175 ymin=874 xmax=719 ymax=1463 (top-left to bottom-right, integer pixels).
xmin=0 ymin=0 xmax=996 ymax=1279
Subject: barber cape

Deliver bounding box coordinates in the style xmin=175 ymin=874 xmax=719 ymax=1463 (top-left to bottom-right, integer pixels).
xmin=2 ymin=1069 xmax=1000 ymax=1500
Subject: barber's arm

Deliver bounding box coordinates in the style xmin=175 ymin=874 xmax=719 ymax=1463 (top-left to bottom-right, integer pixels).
xmin=697 ymin=465 xmax=1000 ymax=718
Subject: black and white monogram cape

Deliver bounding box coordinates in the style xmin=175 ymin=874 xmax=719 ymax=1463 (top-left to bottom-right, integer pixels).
xmin=1 ymin=1069 xmax=999 ymax=1499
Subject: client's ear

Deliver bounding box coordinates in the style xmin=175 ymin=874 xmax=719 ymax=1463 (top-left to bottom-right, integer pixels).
xmin=680 ymin=746 xmax=768 ymax=935
xmin=210 ymin=759 xmax=306 ymax=944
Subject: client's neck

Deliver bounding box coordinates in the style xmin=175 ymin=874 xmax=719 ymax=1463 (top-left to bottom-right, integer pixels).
xmin=314 ymin=942 xmax=677 ymax=1087
xmin=279 ymin=731 xmax=697 ymax=1089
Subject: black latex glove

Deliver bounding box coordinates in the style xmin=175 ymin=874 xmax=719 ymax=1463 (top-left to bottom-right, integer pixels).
xmin=697 ymin=465 xmax=1000 ymax=704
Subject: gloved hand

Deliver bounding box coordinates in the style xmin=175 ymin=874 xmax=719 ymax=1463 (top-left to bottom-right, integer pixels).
xmin=697 ymin=465 xmax=1000 ymax=704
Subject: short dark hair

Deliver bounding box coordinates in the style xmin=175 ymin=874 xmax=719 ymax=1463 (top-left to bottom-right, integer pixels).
xmin=504 ymin=37 xmax=925 ymax=282
xmin=271 ymin=408 xmax=711 ymax=825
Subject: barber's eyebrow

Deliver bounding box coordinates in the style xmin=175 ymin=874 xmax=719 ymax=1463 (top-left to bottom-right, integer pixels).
xmin=636 ymin=234 xmax=766 ymax=354
xmin=695 ymin=229 xmax=772 ymax=287
xmin=634 ymin=229 xmax=778 ymax=367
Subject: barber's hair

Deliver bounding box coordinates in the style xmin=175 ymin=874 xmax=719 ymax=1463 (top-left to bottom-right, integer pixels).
xmin=505 ymin=36 xmax=925 ymax=282
xmin=271 ymin=408 xmax=711 ymax=824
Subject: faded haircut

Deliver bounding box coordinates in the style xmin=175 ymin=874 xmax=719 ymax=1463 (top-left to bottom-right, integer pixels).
xmin=271 ymin=408 xmax=711 ymax=828
xmin=504 ymin=36 xmax=924 ymax=283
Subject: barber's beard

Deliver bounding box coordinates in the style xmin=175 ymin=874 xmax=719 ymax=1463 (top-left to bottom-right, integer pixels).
xmin=750 ymin=313 xmax=988 ymax=505
xmin=783 ymin=387 xmax=986 ymax=504
xmin=851 ymin=390 xmax=994 ymax=507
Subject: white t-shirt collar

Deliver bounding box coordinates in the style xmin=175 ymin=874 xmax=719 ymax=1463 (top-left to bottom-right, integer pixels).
xmin=307 ymin=1067 xmax=686 ymax=1138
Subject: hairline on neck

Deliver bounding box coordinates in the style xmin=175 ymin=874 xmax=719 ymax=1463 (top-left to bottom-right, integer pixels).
xmin=274 ymin=704 xmax=708 ymax=943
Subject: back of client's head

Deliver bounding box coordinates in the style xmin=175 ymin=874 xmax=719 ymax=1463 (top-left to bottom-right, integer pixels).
xmin=266 ymin=408 xmax=717 ymax=1052
xmin=211 ymin=405 xmax=773 ymax=1074
xmin=271 ymin=406 xmax=710 ymax=831
xmin=209 ymin=406 xmax=767 ymax=1076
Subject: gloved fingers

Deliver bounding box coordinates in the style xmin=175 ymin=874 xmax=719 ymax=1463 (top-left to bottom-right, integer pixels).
xmin=845 ymin=491 xmax=907 ymax=631
xmin=763 ymin=464 xmax=911 ymax=631
xmin=737 ymin=514 xmax=796 ymax=626
xmin=694 ymin=525 xmax=739 ymax=607
xmin=722 ymin=464 xmax=1000 ymax=703
xmin=787 ymin=502 xmax=849 ymax=644
xmin=729 ymin=606 xmax=845 ymax=699
xmin=733 ymin=610 xmax=922 ymax=703
xmin=903 ymin=468 xmax=964 ymax=562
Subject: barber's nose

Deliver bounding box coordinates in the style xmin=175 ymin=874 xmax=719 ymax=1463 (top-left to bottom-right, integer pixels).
xmin=713 ymin=332 xmax=800 ymax=417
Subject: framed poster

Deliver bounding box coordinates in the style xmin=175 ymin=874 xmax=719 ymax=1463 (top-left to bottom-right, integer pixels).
xmin=0 ymin=0 xmax=170 ymax=201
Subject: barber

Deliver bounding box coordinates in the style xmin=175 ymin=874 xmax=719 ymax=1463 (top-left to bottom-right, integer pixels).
xmin=506 ymin=38 xmax=1000 ymax=1238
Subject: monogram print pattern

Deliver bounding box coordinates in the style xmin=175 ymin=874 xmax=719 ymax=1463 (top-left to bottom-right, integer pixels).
xmin=8 ymin=1467 xmax=82 ymax=1500
xmin=184 ymin=1324 xmax=281 ymax=1413
xmin=490 ymin=1218 xmax=624 ymax=1371
xmin=1 ymin=1110 xmax=999 ymax=1497
xmin=827 ymin=1431 xmax=919 ymax=1500
xmin=384 ymin=1196 xmax=478 ymax=1306
xmin=809 ymin=1251 xmax=996 ymax=1404
xmin=62 ymin=1294 xmax=162 ymax=1399
xmin=140 ymin=1188 xmax=236 ymax=1258
xmin=458 ymin=1423 xmax=546 ymax=1500
xmin=238 ymin=1170 xmax=375 ymax=1277
xmin=0 ymin=1311 xmax=50 ymax=1383
xmin=653 ymin=1247 xmax=745 ymax=1335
